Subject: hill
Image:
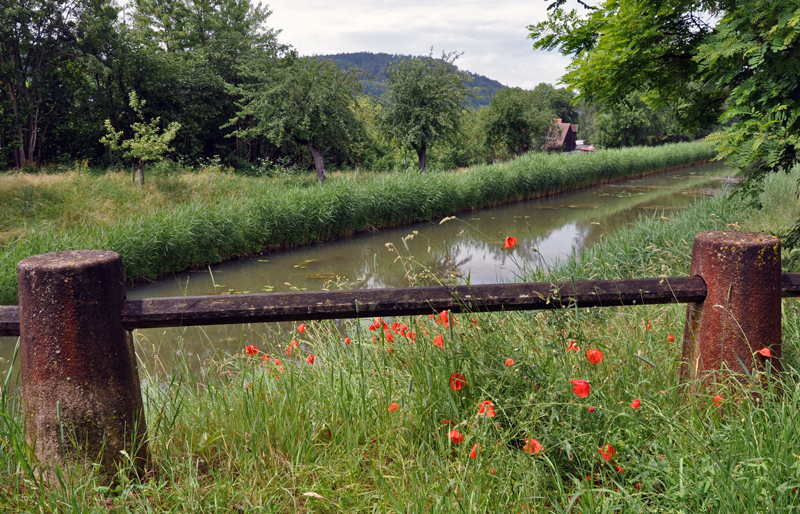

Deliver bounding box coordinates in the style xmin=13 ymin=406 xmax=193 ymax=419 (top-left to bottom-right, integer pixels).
xmin=317 ymin=52 xmax=505 ymax=108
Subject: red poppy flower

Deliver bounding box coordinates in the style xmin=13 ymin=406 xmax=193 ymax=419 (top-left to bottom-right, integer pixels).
xmin=245 ymin=345 xmax=259 ymax=356
xmin=273 ymin=359 xmax=282 ymax=365
xmin=504 ymin=358 xmax=514 ymax=366
xmin=399 ymin=323 xmax=408 ymax=336
xmin=504 ymin=236 xmax=518 ymax=249
xmin=478 ymin=400 xmax=496 ymax=417
xmin=570 ymin=380 xmax=590 ymax=398
xmin=668 ymin=334 xmax=675 ymax=343
xmin=448 ymin=430 xmax=464 ymax=443
xmin=471 ymin=317 xmax=478 ymax=325
xmin=434 ymin=334 xmax=444 ymax=348
xmin=297 ymin=323 xmax=306 ymax=333
xmin=489 ymin=468 xmax=495 ymax=475
xmin=598 ymin=444 xmax=616 ymax=461
xmin=344 ymin=337 xmax=352 ymax=345
xmin=469 ymin=443 xmax=481 ymax=459
xmin=757 ymin=347 xmax=772 ymax=358
xmin=385 ymin=332 xmax=395 ymax=343
xmin=587 ymin=406 xmax=595 ymax=413
xmin=369 ymin=323 xmax=378 ymax=331
xmin=450 ymin=372 xmax=466 ymax=392
xmin=260 ymin=354 xmax=271 ymax=363
xmin=407 ymin=330 xmax=417 ymax=343
xmin=615 ymin=465 xmax=624 ymax=473
xmin=567 ymin=340 xmax=579 ymax=352
xmin=523 ymin=438 xmax=542 ymax=455
xmin=586 ymin=349 xmax=604 ymax=365
xmin=646 ymin=324 xmax=652 ymax=330
xmin=631 ymin=398 xmax=641 ymax=410
xmin=306 ymin=354 xmax=315 ymax=364
xmin=714 ymin=393 xmax=723 ymax=406
xmin=388 ymin=402 xmax=399 ymax=412
xmin=437 ymin=310 xmax=450 ymax=328
xmin=442 ymin=419 xmax=452 ymax=425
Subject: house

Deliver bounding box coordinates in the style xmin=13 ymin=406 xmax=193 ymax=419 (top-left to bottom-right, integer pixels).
xmin=544 ymin=119 xmax=578 ymax=152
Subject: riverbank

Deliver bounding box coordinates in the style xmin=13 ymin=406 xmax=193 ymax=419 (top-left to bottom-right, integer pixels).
xmin=0 ymin=142 xmax=714 ymax=304
xmin=5 ymin=173 xmax=800 ymax=511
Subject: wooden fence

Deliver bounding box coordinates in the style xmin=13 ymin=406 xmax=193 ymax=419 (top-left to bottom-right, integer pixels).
xmin=0 ymin=230 xmax=794 ymax=481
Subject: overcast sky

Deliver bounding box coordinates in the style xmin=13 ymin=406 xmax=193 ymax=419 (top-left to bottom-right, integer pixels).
xmin=264 ymin=0 xmax=576 ymax=89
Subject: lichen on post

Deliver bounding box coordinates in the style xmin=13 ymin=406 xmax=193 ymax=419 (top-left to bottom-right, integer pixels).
xmin=17 ymin=250 xmax=147 ymax=483
xmin=680 ymin=231 xmax=782 ymax=383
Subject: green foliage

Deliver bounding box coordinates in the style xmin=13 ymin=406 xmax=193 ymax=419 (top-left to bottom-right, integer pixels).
xmin=380 ymin=51 xmax=479 ymax=171
xmin=229 ymin=56 xmax=364 ymax=182
xmin=0 ymin=0 xmax=118 ymax=167
xmin=528 ymin=0 xmax=799 ymax=176
xmin=101 ymin=91 xmax=181 ymax=168
xmin=699 ymin=0 xmax=800 ymax=173
xmin=483 ymin=87 xmax=554 ymax=156
xmin=593 ymin=94 xmax=656 ymax=148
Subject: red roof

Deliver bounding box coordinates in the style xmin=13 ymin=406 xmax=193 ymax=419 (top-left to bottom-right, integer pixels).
xmin=545 ymin=119 xmax=576 ymax=149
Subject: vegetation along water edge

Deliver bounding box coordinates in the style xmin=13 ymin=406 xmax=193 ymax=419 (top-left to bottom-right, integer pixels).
xmin=0 ymin=141 xmax=714 ymax=305
xmin=7 ymin=172 xmax=800 ymax=511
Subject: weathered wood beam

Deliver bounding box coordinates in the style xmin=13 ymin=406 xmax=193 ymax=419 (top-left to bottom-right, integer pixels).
xmin=119 ymin=276 xmax=708 ymax=329
xmin=2 ymin=273 xmax=798 ymax=337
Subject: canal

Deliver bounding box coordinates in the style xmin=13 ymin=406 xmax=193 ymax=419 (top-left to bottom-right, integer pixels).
xmin=0 ymin=161 xmax=735 ymax=373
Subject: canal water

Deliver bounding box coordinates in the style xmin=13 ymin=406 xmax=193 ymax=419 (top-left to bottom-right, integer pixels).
xmin=0 ymin=161 xmax=735 ymax=373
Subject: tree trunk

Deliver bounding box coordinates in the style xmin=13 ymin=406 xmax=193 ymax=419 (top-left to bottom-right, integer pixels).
xmin=416 ymin=142 xmax=427 ymax=172
xmin=621 ymin=127 xmax=629 ymax=148
xmin=306 ymin=140 xmax=327 ymax=183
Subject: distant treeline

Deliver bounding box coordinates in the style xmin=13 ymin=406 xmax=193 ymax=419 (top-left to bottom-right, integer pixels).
xmin=317 ymin=52 xmax=505 ymax=108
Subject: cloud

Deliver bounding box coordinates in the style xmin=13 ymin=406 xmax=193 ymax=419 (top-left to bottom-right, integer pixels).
xmin=265 ymin=0 xmax=576 ymax=88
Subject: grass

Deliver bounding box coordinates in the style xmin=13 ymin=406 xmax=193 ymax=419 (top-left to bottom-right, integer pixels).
xmin=5 ymin=180 xmax=800 ymax=512
xmin=0 ymin=141 xmax=715 ymax=305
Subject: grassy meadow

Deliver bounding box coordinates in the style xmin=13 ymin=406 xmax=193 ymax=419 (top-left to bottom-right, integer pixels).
xmin=3 ymin=166 xmax=800 ymax=512
xmin=0 ymin=142 xmax=714 ymax=305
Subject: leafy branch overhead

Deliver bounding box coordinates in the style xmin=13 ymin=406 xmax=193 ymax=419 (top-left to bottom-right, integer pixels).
xmin=528 ymin=0 xmax=800 ymax=174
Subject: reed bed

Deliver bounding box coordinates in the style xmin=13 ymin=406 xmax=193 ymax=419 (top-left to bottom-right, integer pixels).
xmin=0 ymin=142 xmax=714 ymax=304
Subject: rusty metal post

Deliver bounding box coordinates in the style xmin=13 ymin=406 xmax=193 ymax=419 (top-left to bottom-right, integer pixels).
xmin=680 ymin=231 xmax=781 ymax=382
xmin=17 ymin=251 xmax=147 ymax=482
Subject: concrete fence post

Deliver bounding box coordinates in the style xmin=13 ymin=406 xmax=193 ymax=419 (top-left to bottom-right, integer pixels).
xmin=680 ymin=231 xmax=782 ymax=383
xmin=17 ymin=250 xmax=147 ymax=483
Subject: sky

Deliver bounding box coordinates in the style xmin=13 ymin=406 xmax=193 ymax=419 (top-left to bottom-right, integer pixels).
xmin=264 ymin=0 xmax=576 ymax=89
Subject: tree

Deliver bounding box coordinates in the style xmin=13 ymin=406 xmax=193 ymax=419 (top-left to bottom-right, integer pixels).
xmin=380 ymin=51 xmax=478 ymax=171
xmin=532 ymin=83 xmax=578 ymax=124
xmin=483 ymin=87 xmax=553 ymax=156
xmin=101 ymin=91 xmax=181 ymax=185
xmin=228 ymin=56 xmax=363 ymax=183
xmin=0 ymin=0 xmax=117 ymax=168
xmin=593 ymin=94 xmax=655 ymax=148
xmin=528 ymin=0 xmax=799 ymax=176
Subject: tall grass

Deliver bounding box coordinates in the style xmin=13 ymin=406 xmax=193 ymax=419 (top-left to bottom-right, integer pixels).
xmin=7 ymin=188 xmax=800 ymax=511
xmin=0 ymin=142 xmax=715 ymax=305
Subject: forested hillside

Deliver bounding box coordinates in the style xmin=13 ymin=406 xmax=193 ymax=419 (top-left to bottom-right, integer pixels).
xmin=317 ymin=52 xmax=505 ymax=107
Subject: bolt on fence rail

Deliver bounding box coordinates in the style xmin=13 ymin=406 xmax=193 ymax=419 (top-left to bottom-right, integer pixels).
xmin=0 ymin=231 xmax=795 ymax=482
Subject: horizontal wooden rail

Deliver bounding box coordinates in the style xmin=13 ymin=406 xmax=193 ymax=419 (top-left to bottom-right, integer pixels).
xmin=120 ymin=276 xmax=708 ymax=329
xmin=1 ymin=273 xmax=799 ymax=337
